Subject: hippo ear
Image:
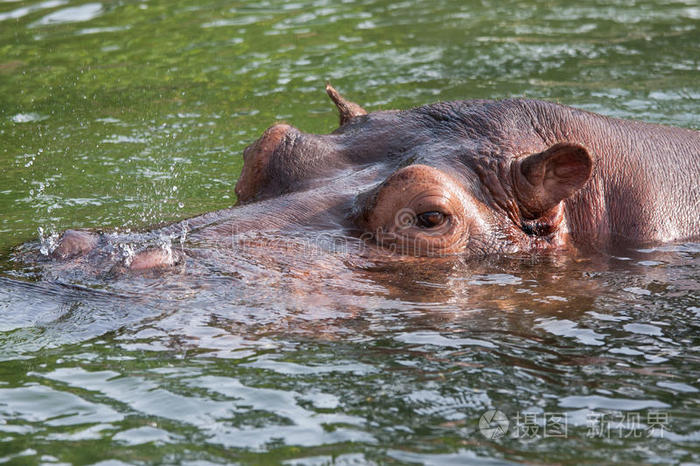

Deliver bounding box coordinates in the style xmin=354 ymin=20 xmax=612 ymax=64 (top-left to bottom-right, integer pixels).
xmin=512 ymin=143 xmax=593 ymax=219
xmin=326 ymin=83 xmax=367 ymax=126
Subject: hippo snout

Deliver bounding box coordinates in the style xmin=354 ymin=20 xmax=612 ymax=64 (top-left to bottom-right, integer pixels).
xmin=51 ymin=229 xmax=99 ymax=260
xmin=235 ymin=123 xmax=296 ymax=204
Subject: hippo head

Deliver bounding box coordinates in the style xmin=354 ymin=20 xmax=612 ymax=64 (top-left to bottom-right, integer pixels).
xmin=45 ymin=86 xmax=596 ymax=277
xmin=232 ymin=85 xmax=594 ymax=259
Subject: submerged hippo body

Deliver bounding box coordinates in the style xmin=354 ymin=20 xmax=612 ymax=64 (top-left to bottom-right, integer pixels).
xmin=49 ymin=86 xmax=700 ymax=273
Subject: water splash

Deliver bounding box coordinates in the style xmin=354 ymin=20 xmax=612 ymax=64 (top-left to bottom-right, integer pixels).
xmin=118 ymin=242 xmax=135 ymax=267
xmin=37 ymin=226 xmax=59 ymax=256
xmin=178 ymin=220 xmax=189 ymax=248
xmin=157 ymin=235 xmax=174 ymax=265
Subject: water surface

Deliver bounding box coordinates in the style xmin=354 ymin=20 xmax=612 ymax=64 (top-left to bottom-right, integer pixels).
xmin=0 ymin=0 xmax=698 ymax=463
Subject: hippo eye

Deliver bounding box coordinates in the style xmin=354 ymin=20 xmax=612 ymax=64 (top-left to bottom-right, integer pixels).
xmin=416 ymin=211 xmax=446 ymax=229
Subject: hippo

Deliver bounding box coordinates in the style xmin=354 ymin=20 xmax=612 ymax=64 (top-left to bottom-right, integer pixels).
xmin=46 ymin=85 xmax=699 ymax=274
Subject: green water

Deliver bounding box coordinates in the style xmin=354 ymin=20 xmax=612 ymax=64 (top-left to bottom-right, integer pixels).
xmin=1 ymin=0 xmax=699 ymax=464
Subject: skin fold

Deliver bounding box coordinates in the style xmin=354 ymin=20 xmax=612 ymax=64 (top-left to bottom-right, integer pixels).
xmin=48 ymin=85 xmax=700 ymax=273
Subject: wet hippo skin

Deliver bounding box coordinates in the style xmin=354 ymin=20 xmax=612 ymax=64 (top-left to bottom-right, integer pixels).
xmin=49 ymin=85 xmax=700 ymax=272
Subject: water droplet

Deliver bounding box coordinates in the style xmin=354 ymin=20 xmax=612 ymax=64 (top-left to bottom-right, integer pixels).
xmin=38 ymin=227 xmax=59 ymax=256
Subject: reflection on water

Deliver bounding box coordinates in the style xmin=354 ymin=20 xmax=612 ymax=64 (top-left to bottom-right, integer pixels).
xmin=1 ymin=238 xmax=698 ymax=463
xmin=0 ymin=0 xmax=698 ymax=463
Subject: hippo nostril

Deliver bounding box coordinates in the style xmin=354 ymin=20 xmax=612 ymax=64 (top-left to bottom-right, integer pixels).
xmin=51 ymin=229 xmax=99 ymax=260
